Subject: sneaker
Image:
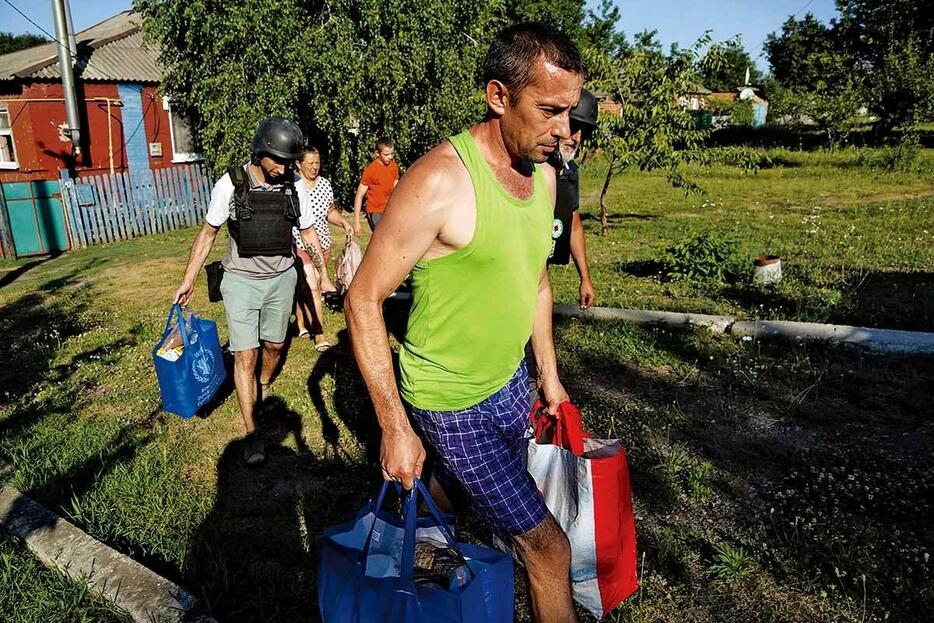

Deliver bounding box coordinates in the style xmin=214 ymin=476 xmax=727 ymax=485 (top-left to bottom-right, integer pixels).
xmin=243 ymin=433 xmax=266 ymax=466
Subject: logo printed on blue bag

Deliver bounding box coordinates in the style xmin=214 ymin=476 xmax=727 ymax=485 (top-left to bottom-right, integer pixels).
xmin=191 ymin=348 xmax=216 ymax=384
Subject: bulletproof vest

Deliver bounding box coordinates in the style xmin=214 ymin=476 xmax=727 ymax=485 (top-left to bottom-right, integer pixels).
xmin=226 ymin=165 xmax=299 ymax=257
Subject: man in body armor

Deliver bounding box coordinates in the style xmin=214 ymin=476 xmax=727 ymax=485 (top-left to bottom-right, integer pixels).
xmin=173 ymin=118 xmax=332 ymax=464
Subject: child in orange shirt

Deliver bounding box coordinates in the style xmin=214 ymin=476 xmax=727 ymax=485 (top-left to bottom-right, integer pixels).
xmin=353 ymin=137 xmax=400 ymax=233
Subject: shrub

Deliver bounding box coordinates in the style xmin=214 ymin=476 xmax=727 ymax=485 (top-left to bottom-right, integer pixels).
xmin=858 ymin=136 xmax=922 ymax=172
xmin=662 ymin=229 xmax=744 ymax=283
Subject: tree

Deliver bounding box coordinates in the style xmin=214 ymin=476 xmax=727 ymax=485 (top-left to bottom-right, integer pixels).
xmin=581 ymin=0 xmax=629 ymax=59
xmin=834 ymin=0 xmax=934 ymax=135
xmin=587 ymin=36 xmax=727 ymax=236
xmin=0 ymin=32 xmax=48 ymax=55
xmin=699 ymin=40 xmax=762 ymax=92
xmin=505 ymin=0 xmax=585 ymax=40
xmin=764 ymin=14 xmax=849 ymax=92
xmin=766 ymin=3 xmax=934 ymax=138
xmin=137 ymin=0 xmax=498 ymax=200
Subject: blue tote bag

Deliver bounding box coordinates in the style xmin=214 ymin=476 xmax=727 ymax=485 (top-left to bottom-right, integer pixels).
xmin=152 ymin=304 xmax=226 ymax=419
xmin=318 ymin=479 xmax=514 ymax=623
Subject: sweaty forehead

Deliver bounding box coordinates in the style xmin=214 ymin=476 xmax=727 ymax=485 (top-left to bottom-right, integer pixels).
xmin=525 ymin=60 xmax=583 ymax=105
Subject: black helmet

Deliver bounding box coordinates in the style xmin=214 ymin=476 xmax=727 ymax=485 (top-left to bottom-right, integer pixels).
xmin=569 ymin=89 xmax=598 ymax=130
xmin=251 ymin=118 xmax=304 ymax=161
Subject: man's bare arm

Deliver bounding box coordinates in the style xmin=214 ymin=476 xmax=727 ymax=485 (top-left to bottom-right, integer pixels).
xmin=352 ymin=183 xmax=368 ymax=234
xmin=530 ymin=267 xmax=569 ymax=414
xmin=569 ymin=211 xmax=595 ymax=309
xmin=345 ymin=149 xmax=461 ymax=488
xmin=531 ymin=164 xmax=568 ymax=413
xmin=173 ymin=221 xmax=220 ymax=305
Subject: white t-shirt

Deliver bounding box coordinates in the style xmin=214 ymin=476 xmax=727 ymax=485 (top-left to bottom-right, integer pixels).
xmin=205 ymin=164 xmax=314 ymax=278
xmin=297 ymin=176 xmax=335 ymax=251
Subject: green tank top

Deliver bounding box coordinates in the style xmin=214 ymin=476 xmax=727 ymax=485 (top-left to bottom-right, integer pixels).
xmin=399 ymin=130 xmax=552 ymax=411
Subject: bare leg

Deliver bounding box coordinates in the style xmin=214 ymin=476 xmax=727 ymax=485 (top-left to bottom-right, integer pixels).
xmin=513 ymin=514 xmax=576 ymax=623
xmin=233 ymin=348 xmax=260 ymax=433
xmin=259 ymin=340 xmax=286 ymax=385
xmin=294 ymin=298 xmax=308 ymax=336
xmin=427 ymin=475 xmax=455 ymax=515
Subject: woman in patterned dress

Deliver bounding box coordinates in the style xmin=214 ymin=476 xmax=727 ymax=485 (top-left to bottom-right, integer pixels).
xmin=293 ymin=147 xmax=354 ymax=351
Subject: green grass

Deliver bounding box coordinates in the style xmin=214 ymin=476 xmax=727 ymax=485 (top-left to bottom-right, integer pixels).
xmin=549 ymin=147 xmax=934 ymax=330
xmin=0 ymin=529 xmax=132 ymax=623
xmin=0 ymin=147 xmax=932 ymax=622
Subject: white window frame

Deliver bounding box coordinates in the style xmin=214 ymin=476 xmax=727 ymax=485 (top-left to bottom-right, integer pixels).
xmin=0 ymin=105 xmax=19 ymax=170
xmin=162 ymin=96 xmax=203 ymax=164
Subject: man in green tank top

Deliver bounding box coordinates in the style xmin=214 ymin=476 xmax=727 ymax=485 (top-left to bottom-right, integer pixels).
xmin=346 ymin=23 xmax=583 ymax=622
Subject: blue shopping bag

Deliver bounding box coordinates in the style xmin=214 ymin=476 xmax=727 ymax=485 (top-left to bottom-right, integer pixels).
xmin=152 ymin=304 xmax=226 ymax=419
xmin=318 ymin=479 xmax=514 ymax=623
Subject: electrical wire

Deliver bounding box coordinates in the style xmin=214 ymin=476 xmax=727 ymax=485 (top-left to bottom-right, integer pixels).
xmin=2 ymin=0 xmax=121 ymax=82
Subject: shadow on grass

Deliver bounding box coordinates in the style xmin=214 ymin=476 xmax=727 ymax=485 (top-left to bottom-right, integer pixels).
xmin=581 ymin=212 xmax=659 ymax=222
xmin=0 ymin=259 xmax=158 ymax=546
xmin=556 ymin=317 xmax=934 ymax=621
xmin=0 ymin=252 xmax=62 ymax=290
xmin=187 ymin=396 xmax=378 ymax=622
xmin=613 ymin=259 xmax=666 ymax=279
xmin=842 ymin=270 xmax=934 ymax=332
xmin=307 ymin=329 xmax=382 ymax=465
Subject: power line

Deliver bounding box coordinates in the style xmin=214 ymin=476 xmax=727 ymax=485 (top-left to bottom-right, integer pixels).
xmin=754 ymin=0 xmax=818 ymax=59
xmin=2 ymin=0 xmax=120 ymax=82
xmin=4 ymin=0 xmax=158 ymax=165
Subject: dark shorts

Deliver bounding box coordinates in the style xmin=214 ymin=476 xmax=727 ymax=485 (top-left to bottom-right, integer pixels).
xmin=365 ymin=212 xmax=383 ymax=231
xmin=408 ymin=361 xmax=547 ymax=538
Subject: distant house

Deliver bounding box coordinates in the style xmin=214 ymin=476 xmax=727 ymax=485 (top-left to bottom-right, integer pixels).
xmin=678 ymin=84 xmax=713 ymax=111
xmin=679 ymin=83 xmax=769 ymax=128
xmin=0 ymin=10 xmax=200 ymax=257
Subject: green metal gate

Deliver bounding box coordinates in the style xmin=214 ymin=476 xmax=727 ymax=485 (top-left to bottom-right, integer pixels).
xmin=0 ymin=180 xmax=70 ymax=257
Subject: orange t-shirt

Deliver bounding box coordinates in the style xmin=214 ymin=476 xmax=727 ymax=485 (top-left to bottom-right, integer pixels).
xmin=360 ymin=159 xmax=399 ymax=214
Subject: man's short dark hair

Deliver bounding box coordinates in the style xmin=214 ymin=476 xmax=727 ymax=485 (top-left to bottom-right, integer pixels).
xmin=483 ymin=22 xmax=585 ymax=102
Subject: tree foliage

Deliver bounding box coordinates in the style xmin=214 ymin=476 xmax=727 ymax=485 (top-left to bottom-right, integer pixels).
xmin=0 ymin=32 xmax=48 ymax=55
xmin=136 ymin=0 xmax=497 ymax=200
xmin=765 ymin=2 xmax=934 ymax=138
xmin=699 ymin=39 xmax=762 ymax=92
xmin=587 ymin=36 xmax=728 ymax=235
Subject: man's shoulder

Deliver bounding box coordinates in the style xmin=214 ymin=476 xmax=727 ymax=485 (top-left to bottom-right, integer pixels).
xmin=407 ymin=141 xmax=468 ymax=187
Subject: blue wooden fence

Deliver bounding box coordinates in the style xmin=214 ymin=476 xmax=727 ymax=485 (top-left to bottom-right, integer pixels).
xmin=58 ymin=164 xmax=213 ymax=248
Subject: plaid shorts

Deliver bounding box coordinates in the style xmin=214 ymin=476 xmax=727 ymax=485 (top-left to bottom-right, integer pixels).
xmin=408 ymin=362 xmax=547 ymax=538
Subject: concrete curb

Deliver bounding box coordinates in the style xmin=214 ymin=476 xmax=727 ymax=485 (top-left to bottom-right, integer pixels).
xmin=730 ymin=320 xmax=934 ymax=354
xmin=553 ymin=305 xmax=934 ymax=355
xmin=0 ymin=461 xmax=216 ymax=623
xmin=553 ymin=304 xmax=735 ymax=333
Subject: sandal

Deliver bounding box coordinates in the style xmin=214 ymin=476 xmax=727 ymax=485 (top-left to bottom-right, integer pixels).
xmin=314 ymin=335 xmax=332 ymax=352
xmin=243 ymin=433 xmax=266 ymax=466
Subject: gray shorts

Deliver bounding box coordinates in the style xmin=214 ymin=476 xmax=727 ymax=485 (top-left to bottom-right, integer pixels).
xmin=220 ymin=269 xmax=298 ymax=351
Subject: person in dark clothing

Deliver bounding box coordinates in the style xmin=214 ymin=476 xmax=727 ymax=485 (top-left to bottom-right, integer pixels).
xmin=547 ymin=88 xmax=598 ymax=310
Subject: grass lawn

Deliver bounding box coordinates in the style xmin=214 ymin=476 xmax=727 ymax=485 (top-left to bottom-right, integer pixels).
xmin=553 ymin=147 xmax=934 ymax=331
xmin=0 ymin=147 xmax=932 ymax=622
xmin=0 ymin=528 xmax=131 ymax=623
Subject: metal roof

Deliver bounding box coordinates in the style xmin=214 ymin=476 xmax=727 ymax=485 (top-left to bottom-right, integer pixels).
xmin=0 ymin=11 xmax=161 ymax=83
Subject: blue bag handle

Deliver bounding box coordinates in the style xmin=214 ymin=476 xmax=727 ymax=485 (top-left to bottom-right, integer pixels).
xmin=161 ymin=304 xmax=192 ymax=350
xmin=356 ymin=481 xmax=403 ymax=571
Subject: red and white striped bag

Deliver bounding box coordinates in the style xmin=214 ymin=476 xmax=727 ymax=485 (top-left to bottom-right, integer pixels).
xmin=526 ymin=401 xmax=638 ymax=618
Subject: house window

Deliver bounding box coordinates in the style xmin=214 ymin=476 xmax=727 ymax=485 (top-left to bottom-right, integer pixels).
xmin=163 ymin=97 xmax=202 ymax=163
xmin=0 ymin=106 xmax=18 ymax=169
